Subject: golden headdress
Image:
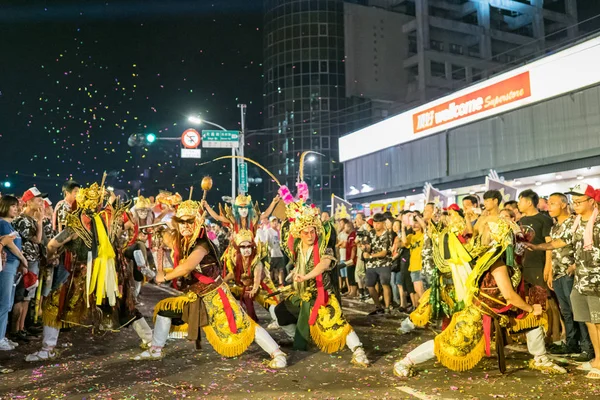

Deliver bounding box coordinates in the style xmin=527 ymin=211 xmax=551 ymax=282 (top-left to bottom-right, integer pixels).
xmin=156 ymin=191 xmax=182 ymax=207
xmin=76 ymin=183 xmax=103 ymax=211
xmin=234 ymin=229 xmax=254 ymax=246
xmin=134 ymin=195 xmax=152 ymax=209
xmin=286 ymin=200 xmax=323 ymax=238
xmin=235 ymin=194 xmax=252 ymax=207
xmin=174 ymin=200 xmax=201 ymax=220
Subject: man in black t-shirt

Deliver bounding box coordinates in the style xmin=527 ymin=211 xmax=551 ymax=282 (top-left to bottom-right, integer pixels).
xmin=518 ymin=190 xmax=553 ymax=289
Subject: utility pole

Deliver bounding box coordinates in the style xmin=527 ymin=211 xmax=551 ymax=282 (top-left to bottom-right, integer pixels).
xmin=237 ymin=103 xmax=247 ymax=195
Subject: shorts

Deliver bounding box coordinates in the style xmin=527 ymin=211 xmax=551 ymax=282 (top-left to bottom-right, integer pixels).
xmin=392 ymin=271 xmax=402 ymax=286
xmin=339 ymin=264 xmax=348 ymax=278
xmin=571 ymin=289 xmax=600 ymax=324
xmin=410 ymin=271 xmax=422 ymax=283
xmin=365 ymin=266 xmax=391 ymax=287
xmin=270 ymin=257 xmax=285 ymax=272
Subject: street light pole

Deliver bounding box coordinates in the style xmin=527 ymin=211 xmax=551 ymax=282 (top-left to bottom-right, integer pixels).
xmin=237 ymin=104 xmax=246 ymax=196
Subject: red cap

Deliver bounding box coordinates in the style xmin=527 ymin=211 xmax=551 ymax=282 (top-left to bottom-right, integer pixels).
xmin=444 ymin=203 xmax=461 ymax=212
xmin=22 ymin=187 xmax=48 ymax=203
xmin=367 ymin=218 xmax=374 ymax=227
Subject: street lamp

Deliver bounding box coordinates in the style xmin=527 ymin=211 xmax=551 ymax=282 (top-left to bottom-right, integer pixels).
xmin=307 ymin=155 xmax=316 ymax=163
xmin=187 ymin=116 xmax=227 ymax=131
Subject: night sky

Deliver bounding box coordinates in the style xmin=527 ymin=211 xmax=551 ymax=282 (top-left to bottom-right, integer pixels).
xmin=0 ymin=0 xmax=266 ymax=205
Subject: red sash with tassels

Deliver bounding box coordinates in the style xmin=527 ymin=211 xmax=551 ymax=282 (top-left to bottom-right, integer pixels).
xmin=172 ymin=243 xmax=238 ymax=335
xmin=287 ymin=236 xmax=328 ymax=325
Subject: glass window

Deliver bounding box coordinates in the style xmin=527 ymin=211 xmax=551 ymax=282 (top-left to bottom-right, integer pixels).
xmin=319 ymin=23 xmax=328 ymax=36
xmin=319 ymin=60 xmax=328 ymax=73
xmin=268 ymin=32 xmax=273 ymax=46
xmin=321 ymin=137 xmax=329 ymax=149
xmin=320 ymin=98 xmax=329 ymax=111
xmin=452 ymin=64 xmax=466 ymax=81
xmin=431 ymin=61 xmax=446 ymax=78
xmin=450 ymin=43 xmax=464 ymax=55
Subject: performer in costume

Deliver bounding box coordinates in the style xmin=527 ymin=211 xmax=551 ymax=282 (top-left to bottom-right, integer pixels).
xmin=399 ymin=204 xmax=470 ymax=334
xmin=272 ymin=188 xmax=369 ymax=367
xmin=393 ymin=192 xmax=565 ymax=377
xmin=132 ymin=200 xmax=287 ymax=369
xmin=223 ymin=229 xmax=280 ymax=324
xmin=26 ymin=184 xmax=153 ymax=362
xmin=202 ymin=193 xmax=280 ymax=236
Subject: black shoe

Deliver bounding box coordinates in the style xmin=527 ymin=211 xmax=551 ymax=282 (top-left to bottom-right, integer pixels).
xmin=368 ymin=308 xmax=384 ymax=316
xmin=26 ymin=325 xmax=43 ymax=335
xmin=548 ymin=343 xmax=578 ymax=355
xmin=573 ymin=351 xmax=595 ymax=362
xmin=22 ymin=328 xmax=40 ymax=338
xmin=11 ymin=331 xmax=30 ymax=343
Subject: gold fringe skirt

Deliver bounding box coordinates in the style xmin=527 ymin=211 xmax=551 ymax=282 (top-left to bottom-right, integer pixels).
xmin=309 ymin=295 xmax=352 ymax=354
xmin=42 ymin=266 xmax=88 ymax=329
xmin=434 ymin=306 xmax=486 ymax=372
xmin=154 ymin=285 xmax=256 ymax=358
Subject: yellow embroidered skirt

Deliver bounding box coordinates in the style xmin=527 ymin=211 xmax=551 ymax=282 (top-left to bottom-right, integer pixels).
xmin=154 ymin=284 xmax=256 ymax=358
xmin=309 ymin=294 xmax=352 ymax=354
xmin=42 ymin=265 xmax=88 ymax=329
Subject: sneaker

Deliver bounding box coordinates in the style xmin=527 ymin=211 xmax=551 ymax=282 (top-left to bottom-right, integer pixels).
xmin=573 ymin=351 xmax=595 ymax=362
xmin=384 ymin=308 xmax=391 ymax=315
xmin=0 ymin=339 xmax=15 ymax=351
xmin=364 ymin=298 xmax=375 ymax=305
xmin=266 ymin=321 xmax=280 ymax=330
xmin=368 ymin=308 xmax=384 ymax=316
xmin=22 ymin=329 xmax=40 ymax=338
xmin=548 ymin=343 xmax=579 ymax=355
xmin=5 ymin=338 xmax=18 ymax=348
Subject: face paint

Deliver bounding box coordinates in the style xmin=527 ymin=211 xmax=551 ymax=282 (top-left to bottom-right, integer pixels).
xmin=240 ymin=245 xmax=252 ymax=257
xmin=238 ymin=207 xmax=249 ymax=218
xmin=137 ymin=209 xmax=149 ymax=220
xmin=178 ymin=220 xmax=194 ymax=237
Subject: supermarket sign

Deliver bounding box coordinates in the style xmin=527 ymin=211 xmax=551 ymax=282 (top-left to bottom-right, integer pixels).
xmin=339 ymin=36 xmax=600 ymax=162
xmin=413 ymin=72 xmax=531 ymax=133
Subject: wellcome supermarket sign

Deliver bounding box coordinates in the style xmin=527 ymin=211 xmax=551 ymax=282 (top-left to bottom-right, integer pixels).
xmin=413 ymin=72 xmax=531 ymax=133
xmin=339 ymin=36 xmax=600 ymax=162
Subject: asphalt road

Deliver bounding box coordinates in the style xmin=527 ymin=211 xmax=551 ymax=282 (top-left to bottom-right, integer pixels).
xmin=1 ymin=285 xmax=599 ymax=400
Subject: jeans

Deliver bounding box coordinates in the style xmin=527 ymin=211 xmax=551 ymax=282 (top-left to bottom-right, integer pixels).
xmin=0 ymin=258 xmax=19 ymax=340
xmin=554 ymin=274 xmax=593 ymax=353
xmin=390 ymin=272 xmax=400 ymax=303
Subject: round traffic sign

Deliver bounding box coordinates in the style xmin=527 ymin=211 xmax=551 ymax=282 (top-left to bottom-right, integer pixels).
xmin=181 ymin=129 xmax=201 ymax=149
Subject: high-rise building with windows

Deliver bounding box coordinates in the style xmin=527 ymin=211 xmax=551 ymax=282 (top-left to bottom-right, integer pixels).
xmin=263 ymin=0 xmax=348 ymax=208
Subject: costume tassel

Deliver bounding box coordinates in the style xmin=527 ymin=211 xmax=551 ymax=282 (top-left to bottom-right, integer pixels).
xmin=309 ymin=322 xmax=352 ymax=354
xmin=509 ymin=312 xmax=548 ymax=334
xmin=434 ymin=334 xmax=485 ymax=372
xmin=202 ymin=320 xmax=256 ymax=358
xmin=153 ymin=296 xmax=194 ymax=322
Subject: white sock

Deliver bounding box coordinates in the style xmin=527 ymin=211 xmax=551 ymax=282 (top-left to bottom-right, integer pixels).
xmin=526 ymin=327 xmax=546 ymax=357
xmin=345 ymin=330 xmax=362 ymax=351
xmin=151 ymin=315 xmax=171 ymax=348
xmin=132 ymin=318 xmax=153 ymax=343
xmin=403 ymin=340 xmax=435 ymax=365
xmin=254 ymin=325 xmax=280 ymax=355
xmin=42 ymin=326 xmax=60 ymax=351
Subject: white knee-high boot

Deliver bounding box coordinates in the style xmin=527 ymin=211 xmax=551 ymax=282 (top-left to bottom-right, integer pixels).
xmin=42 ymin=326 xmax=60 ymax=351
xmin=526 ymin=327 xmax=566 ymax=374
xmin=132 ymin=315 xmax=170 ymax=360
xmin=25 ymin=326 xmax=60 ymax=362
xmin=134 ymin=281 xmax=142 ymax=298
xmin=267 ymin=305 xmax=280 ymax=329
xmin=132 ymin=318 xmax=153 ymax=345
xmin=393 ymin=339 xmax=435 ymax=377
xmin=346 ymin=330 xmax=369 ymax=367
xmin=254 ymin=325 xmax=287 ymax=368
xmin=151 ymin=315 xmax=171 ymax=348
xmin=279 ymin=323 xmax=296 ymax=339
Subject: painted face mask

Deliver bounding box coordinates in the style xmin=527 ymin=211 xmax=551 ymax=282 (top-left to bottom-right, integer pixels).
xmin=178 ymin=220 xmax=195 ymax=237
xmin=238 ymin=207 xmax=249 ymax=218
xmin=137 ymin=209 xmax=149 ymax=220
xmin=240 ymin=244 xmax=253 ymax=257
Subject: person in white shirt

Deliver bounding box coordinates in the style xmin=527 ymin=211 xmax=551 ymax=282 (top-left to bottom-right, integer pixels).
xmin=267 ymin=217 xmax=285 ymax=286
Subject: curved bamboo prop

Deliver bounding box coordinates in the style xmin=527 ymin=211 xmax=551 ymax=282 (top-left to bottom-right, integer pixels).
xmin=213 ymin=155 xmax=281 ymax=186
xmin=299 ymin=151 xmax=325 ymax=182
